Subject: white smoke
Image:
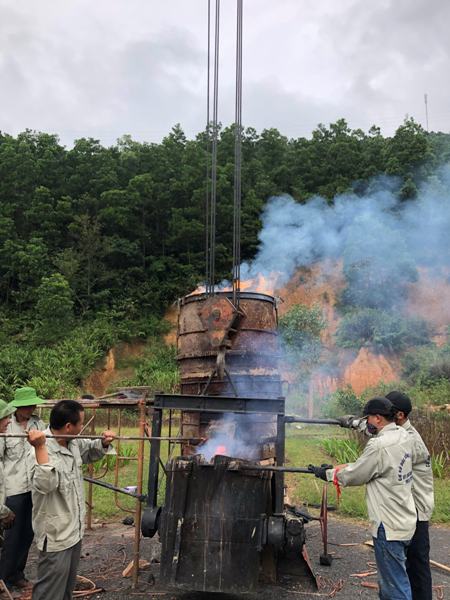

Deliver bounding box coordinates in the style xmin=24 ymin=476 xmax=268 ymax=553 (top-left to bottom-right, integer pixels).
xmin=241 ymin=165 xmax=450 ymax=303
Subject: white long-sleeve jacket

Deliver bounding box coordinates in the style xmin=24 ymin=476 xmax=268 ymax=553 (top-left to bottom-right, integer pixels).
xmin=29 ymin=428 xmax=115 ymax=552
xmin=326 ymin=423 xmax=416 ymax=541
xmin=403 ymin=419 xmax=434 ymax=521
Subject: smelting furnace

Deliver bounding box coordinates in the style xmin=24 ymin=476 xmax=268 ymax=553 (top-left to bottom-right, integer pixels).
xmin=141 ymin=291 xmax=319 ymax=594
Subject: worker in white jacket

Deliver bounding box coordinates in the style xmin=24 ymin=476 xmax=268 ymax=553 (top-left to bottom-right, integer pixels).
xmin=386 ymin=391 xmax=434 ymax=600
xmin=0 ymin=386 xmax=46 ymax=591
xmin=27 ymin=400 xmax=116 ymax=600
xmin=310 ymin=397 xmax=416 ymax=600
xmin=0 ymin=400 xmax=16 ymax=530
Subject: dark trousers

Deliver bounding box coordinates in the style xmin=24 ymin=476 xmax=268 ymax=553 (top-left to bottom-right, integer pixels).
xmin=407 ymin=520 xmax=433 ymax=600
xmin=32 ymin=541 xmax=82 ymax=600
xmin=0 ymin=492 xmax=34 ymax=585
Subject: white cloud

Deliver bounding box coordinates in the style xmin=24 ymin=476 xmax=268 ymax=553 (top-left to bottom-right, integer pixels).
xmin=0 ymin=0 xmax=449 ymax=146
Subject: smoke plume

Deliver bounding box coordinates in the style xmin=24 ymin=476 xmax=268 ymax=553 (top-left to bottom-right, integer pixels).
xmin=242 ymin=166 xmax=450 ymax=309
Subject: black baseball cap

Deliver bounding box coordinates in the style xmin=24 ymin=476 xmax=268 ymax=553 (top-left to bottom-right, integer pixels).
xmin=362 ymin=397 xmax=395 ymax=417
xmin=385 ymin=391 xmax=412 ymax=416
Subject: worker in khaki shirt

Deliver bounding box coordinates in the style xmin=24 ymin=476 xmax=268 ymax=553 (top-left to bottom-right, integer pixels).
xmin=386 ymin=391 xmax=434 ymax=600
xmin=310 ymin=397 xmax=417 ymax=600
xmin=27 ymin=400 xmax=116 ymax=600
xmin=0 ymin=387 xmax=46 ymax=591
xmin=0 ymin=400 xmax=17 ymax=531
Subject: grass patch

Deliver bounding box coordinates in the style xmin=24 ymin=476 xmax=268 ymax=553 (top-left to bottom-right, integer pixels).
xmin=84 ymin=425 xmax=174 ymax=520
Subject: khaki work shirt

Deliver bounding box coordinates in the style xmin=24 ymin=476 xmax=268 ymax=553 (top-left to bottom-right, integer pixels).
xmin=29 ymin=428 xmax=114 ymax=552
xmin=0 ymin=461 xmax=13 ymax=520
xmin=404 ymin=419 xmax=434 ymax=521
xmin=326 ymin=423 xmax=417 ymax=541
xmin=0 ymin=414 xmax=46 ymax=497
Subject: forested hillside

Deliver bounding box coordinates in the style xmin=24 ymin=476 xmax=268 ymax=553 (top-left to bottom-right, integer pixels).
xmin=1 ymin=117 xmax=450 ymax=398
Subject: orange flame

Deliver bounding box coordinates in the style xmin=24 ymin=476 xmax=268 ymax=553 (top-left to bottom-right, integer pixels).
xmin=189 ymin=272 xmax=281 ymax=297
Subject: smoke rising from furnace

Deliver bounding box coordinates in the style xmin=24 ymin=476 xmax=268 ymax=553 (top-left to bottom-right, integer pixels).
xmin=241 ymin=166 xmax=450 ymax=309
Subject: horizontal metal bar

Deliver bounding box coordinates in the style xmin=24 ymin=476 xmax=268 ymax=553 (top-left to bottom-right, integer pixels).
xmin=239 ymin=465 xmax=314 ymax=474
xmin=154 ymin=393 xmax=285 ymax=415
xmin=83 ymin=476 xmax=146 ymax=501
xmin=285 ymin=416 xmax=341 ymax=425
xmin=0 ymin=433 xmax=205 ymax=443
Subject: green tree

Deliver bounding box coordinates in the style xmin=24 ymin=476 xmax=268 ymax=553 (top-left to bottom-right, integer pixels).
xmin=34 ymin=273 xmax=74 ymax=343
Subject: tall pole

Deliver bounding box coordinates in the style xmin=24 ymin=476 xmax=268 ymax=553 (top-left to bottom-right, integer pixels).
xmin=424 ymin=93 xmax=429 ymax=132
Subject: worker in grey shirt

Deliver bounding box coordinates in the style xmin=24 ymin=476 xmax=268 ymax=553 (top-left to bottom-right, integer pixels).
xmin=310 ymin=397 xmax=416 ymax=600
xmin=0 ymin=400 xmax=17 ymax=529
xmin=0 ymin=387 xmax=46 ymax=590
xmin=27 ymin=400 xmax=116 ymax=600
xmin=386 ymin=391 xmax=434 ymax=600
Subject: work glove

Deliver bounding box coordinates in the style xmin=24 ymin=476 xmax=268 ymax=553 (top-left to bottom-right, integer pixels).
xmin=336 ymin=415 xmax=356 ymax=428
xmin=308 ymin=464 xmax=333 ymax=481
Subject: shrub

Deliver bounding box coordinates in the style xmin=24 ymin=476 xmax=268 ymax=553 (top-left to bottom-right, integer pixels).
xmin=322 ymin=438 xmax=362 ymax=464
xmin=118 ymin=340 xmax=179 ymax=393
xmin=279 ymin=304 xmax=326 ymax=374
xmin=336 ymin=308 xmax=431 ymax=352
xmin=324 ymin=386 xmax=362 ymax=418
xmin=0 ymin=316 xmax=170 ymax=399
xmin=431 ymin=452 xmax=447 ymax=479
xmin=402 ymin=345 xmax=450 ymax=387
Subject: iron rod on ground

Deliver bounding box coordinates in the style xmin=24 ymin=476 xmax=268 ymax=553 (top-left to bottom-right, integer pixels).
xmin=83 ymin=476 xmax=146 ymax=501
xmin=0 ymin=433 xmax=204 ymax=442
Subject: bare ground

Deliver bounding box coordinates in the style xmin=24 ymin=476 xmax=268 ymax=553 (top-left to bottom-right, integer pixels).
xmin=22 ymin=517 xmax=450 ymax=600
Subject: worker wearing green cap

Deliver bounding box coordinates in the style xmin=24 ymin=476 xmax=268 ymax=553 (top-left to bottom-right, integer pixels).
xmin=0 ymin=387 xmax=46 ymax=591
xmin=0 ymin=400 xmax=16 ymax=531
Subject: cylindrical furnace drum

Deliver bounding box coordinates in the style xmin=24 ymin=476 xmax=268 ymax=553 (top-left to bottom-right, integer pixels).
xmin=177 ymin=291 xmax=281 ymax=397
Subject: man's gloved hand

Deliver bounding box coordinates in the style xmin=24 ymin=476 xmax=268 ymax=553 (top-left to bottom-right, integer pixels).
xmin=308 ymin=463 xmax=333 ymax=481
xmin=1 ymin=512 xmax=15 ymax=529
xmin=336 ymin=415 xmax=356 ymax=428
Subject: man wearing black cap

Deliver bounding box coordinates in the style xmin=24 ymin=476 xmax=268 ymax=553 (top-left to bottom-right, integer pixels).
xmin=310 ymin=397 xmax=416 ymax=600
xmin=386 ymin=391 xmax=434 ymax=600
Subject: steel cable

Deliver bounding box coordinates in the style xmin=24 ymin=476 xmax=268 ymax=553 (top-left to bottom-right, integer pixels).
xmin=233 ymin=0 xmax=243 ymax=306
xmin=205 ymin=0 xmax=211 ymax=294
xmin=208 ymin=0 xmax=220 ymax=295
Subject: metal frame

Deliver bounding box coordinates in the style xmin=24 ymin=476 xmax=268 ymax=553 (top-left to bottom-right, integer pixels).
xmin=38 ymin=394 xmax=152 ymax=589
xmin=147 ymin=393 xmax=286 ymax=515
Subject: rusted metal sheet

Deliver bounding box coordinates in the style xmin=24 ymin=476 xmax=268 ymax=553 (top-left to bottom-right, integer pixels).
xmin=177 ymin=291 xmax=281 ymax=399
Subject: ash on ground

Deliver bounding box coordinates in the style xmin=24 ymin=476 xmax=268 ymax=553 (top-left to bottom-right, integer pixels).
xmin=23 ymin=518 xmax=449 ymax=599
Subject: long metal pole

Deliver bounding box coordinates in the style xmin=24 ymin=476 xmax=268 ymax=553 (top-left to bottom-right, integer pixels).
xmin=86 ymin=408 xmax=96 ymax=530
xmin=132 ymin=401 xmax=146 ymax=589
xmin=284 ymin=417 xmax=341 ymax=425
xmin=240 ymin=465 xmax=315 ymax=474
xmin=0 ymin=434 xmax=205 ymax=442
xmin=83 ymin=476 xmax=146 ymax=501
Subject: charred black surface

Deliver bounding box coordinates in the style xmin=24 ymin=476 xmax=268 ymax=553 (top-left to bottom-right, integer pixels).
xmin=159 ymin=455 xmax=272 ymax=594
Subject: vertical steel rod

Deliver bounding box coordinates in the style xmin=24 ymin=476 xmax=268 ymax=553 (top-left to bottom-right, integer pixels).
xmin=86 ymin=408 xmax=96 ymax=530
xmin=132 ymin=401 xmax=146 ymax=589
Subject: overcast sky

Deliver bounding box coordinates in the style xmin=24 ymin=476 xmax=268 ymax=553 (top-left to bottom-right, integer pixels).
xmin=1 ymin=0 xmax=449 ymax=146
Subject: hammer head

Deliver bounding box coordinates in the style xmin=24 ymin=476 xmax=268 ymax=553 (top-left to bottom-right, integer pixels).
xmin=319 ymin=553 xmax=333 ymax=566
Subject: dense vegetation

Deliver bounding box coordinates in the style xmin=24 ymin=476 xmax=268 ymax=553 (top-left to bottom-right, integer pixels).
xmin=1 ymin=117 xmax=450 ymax=398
